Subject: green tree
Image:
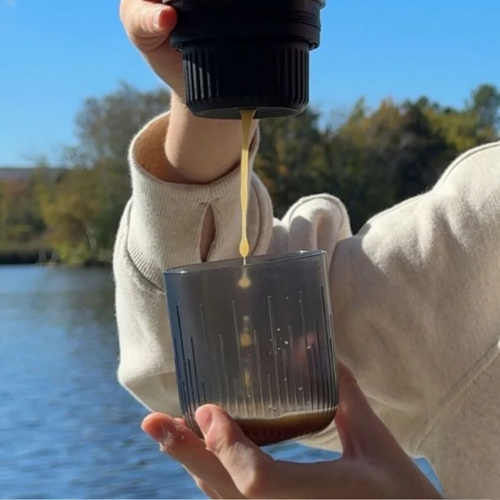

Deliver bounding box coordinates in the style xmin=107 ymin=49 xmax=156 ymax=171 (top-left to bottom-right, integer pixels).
xmin=38 ymin=168 xmax=103 ymax=264
xmin=4 ymin=81 xmax=499 ymax=265
xmin=0 ymin=179 xmax=45 ymax=244
xmin=254 ymin=108 xmax=328 ymax=217
xmin=332 ymin=99 xmax=403 ymax=230
xmin=64 ymin=82 xmax=170 ymax=251
xmin=392 ymin=103 xmax=450 ymax=200
xmin=468 ymin=84 xmax=500 ymax=130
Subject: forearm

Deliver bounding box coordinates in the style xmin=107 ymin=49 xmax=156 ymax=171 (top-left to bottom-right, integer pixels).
xmin=135 ymin=93 xmax=258 ymax=184
xmin=133 ymin=93 xmax=258 ymax=258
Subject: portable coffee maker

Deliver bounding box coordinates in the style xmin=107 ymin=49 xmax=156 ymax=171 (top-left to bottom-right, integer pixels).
xmin=163 ymin=0 xmax=326 ymax=118
xmin=162 ymin=0 xmax=337 ymax=446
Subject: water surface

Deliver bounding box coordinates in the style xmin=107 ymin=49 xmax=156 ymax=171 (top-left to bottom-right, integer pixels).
xmin=0 ymin=266 xmax=437 ymax=498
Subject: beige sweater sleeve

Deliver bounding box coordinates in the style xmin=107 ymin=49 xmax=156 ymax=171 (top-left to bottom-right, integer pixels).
xmin=114 ymin=113 xmax=500 ymax=498
xmin=114 ymin=114 xmax=274 ymax=415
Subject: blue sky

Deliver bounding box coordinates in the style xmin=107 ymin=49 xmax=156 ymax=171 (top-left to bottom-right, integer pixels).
xmin=1 ymin=0 xmax=500 ymax=166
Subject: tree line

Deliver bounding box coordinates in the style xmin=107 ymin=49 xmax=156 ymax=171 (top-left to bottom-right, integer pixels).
xmin=0 ymin=82 xmax=498 ymax=265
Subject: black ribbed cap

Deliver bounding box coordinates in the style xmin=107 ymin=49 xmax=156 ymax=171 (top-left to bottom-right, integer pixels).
xmin=164 ymin=0 xmax=323 ymax=119
xmin=181 ymin=41 xmax=310 ymax=119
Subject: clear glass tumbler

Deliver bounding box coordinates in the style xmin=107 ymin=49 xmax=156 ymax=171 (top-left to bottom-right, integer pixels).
xmin=163 ymin=251 xmax=338 ymax=446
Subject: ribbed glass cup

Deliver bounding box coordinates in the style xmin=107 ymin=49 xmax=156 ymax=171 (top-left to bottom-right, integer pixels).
xmin=164 ymin=251 xmax=338 ymax=446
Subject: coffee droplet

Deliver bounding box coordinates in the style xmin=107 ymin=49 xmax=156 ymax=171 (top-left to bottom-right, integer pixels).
xmin=239 ymin=239 xmax=250 ymax=260
xmin=244 ymin=369 xmax=251 ymax=387
xmin=240 ymin=332 xmax=252 ymax=347
xmin=238 ymin=268 xmax=252 ymax=289
xmin=239 ymin=276 xmax=251 ymax=289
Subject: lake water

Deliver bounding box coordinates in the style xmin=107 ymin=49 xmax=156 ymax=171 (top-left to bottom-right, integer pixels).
xmin=0 ymin=266 xmax=438 ymax=499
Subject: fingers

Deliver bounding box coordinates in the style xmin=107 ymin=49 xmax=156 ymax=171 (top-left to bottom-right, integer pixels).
xmin=120 ymin=0 xmax=177 ymax=44
xmin=334 ymin=362 xmax=404 ymax=460
xmin=195 ymin=406 xmax=377 ymax=499
xmin=142 ymin=413 xmax=243 ymax=499
xmin=196 ymin=406 xmax=283 ymax=499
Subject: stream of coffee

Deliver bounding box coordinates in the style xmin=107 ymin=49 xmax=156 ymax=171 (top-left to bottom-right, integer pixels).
xmin=239 ymin=109 xmax=256 ymax=263
xmin=238 ymin=109 xmax=256 ymax=289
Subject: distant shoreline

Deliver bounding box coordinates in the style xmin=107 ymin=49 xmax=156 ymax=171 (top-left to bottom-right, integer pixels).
xmin=0 ymin=246 xmax=50 ymax=265
xmin=0 ymin=255 xmax=41 ymax=265
xmin=0 ymin=246 xmax=110 ymax=267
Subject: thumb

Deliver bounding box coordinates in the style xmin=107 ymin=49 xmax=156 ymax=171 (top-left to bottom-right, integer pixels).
xmin=122 ymin=2 xmax=177 ymax=42
xmin=335 ymin=362 xmax=402 ymax=459
xmin=195 ymin=405 xmax=278 ymax=498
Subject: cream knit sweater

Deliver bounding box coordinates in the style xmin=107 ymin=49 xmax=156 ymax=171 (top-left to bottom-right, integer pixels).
xmin=114 ymin=114 xmax=500 ymax=499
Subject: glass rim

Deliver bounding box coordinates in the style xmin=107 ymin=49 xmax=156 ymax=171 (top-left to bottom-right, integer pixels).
xmin=164 ymin=250 xmax=326 ymax=276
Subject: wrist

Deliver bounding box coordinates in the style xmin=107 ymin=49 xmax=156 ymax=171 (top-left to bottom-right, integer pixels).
xmin=133 ymin=93 xmax=258 ymax=185
xmin=165 ymin=95 xmax=257 ymax=184
xmin=133 ymin=114 xmax=182 ymax=183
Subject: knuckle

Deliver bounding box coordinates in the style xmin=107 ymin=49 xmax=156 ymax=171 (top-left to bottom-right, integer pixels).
xmin=206 ymin=420 xmax=240 ymax=456
xmin=159 ymin=429 xmax=188 ymax=455
xmin=126 ymin=32 xmax=142 ymax=47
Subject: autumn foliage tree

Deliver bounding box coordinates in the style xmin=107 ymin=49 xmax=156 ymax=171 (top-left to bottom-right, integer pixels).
xmin=256 ymin=85 xmax=499 ymax=231
xmin=1 ymin=82 xmax=498 ymax=264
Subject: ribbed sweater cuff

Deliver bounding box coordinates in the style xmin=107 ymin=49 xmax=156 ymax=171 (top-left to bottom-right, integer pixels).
xmin=126 ymin=113 xmax=260 ymax=290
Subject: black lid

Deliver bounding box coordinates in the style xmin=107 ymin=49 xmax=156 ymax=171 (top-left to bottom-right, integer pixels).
xmin=164 ymin=0 xmax=324 ymax=119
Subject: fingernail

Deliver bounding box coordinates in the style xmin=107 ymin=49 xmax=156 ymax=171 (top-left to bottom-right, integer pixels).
xmin=153 ymin=8 xmax=163 ymax=28
xmin=195 ymin=407 xmax=213 ymax=434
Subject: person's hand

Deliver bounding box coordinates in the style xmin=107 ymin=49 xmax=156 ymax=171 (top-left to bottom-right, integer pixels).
xmin=142 ymin=363 xmax=442 ymax=499
xmin=119 ymin=0 xmax=258 ymax=194
xmin=120 ymin=0 xmax=184 ymax=96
